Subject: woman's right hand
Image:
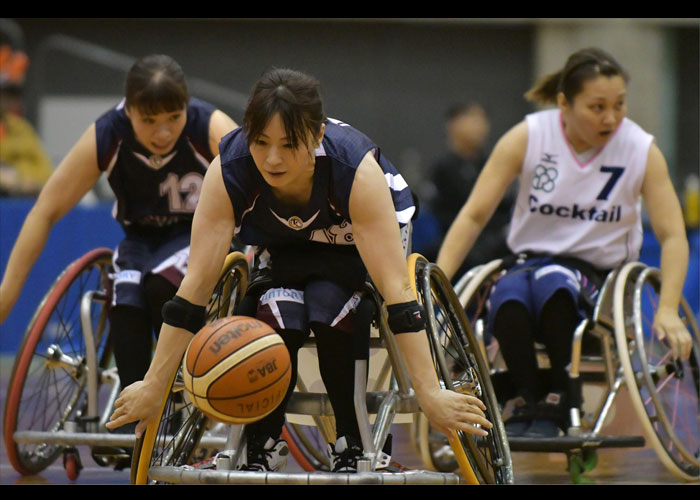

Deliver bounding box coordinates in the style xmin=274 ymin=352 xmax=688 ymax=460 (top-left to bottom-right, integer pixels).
xmin=106 ymin=379 xmax=166 ymax=438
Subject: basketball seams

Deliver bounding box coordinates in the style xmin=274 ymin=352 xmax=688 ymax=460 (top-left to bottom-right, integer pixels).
xmin=182 ymin=315 xmax=291 ymax=424
xmin=205 ymin=357 xmax=291 ymax=401
xmin=188 ymin=317 xmax=238 ymax=374
xmin=191 ymin=332 xmax=285 ymax=381
xmin=189 ymin=337 xmax=288 ymax=398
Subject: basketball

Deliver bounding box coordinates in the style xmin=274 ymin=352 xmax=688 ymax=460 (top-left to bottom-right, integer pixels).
xmin=182 ymin=316 xmax=292 ymax=424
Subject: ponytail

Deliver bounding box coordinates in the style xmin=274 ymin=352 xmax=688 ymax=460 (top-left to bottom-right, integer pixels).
xmin=524 ymin=48 xmax=629 ymax=106
xmin=524 ymin=70 xmax=563 ymax=105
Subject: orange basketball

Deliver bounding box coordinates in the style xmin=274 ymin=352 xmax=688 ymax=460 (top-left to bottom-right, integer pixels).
xmin=182 ymin=316 xmax=291 ymax=424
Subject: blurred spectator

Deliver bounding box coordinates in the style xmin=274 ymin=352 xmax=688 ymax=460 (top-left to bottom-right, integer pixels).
xmin=0 ymin=44 xmax=53 ymax=197
xmin=430 ymin=102 xmax=514 ymax=277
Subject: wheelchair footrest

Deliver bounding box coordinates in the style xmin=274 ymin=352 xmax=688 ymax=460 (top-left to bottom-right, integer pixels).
xmin=149 ymin=466 xmax=461 ymax=484
xmin=507 ymin=434 xmax=645 ymax=452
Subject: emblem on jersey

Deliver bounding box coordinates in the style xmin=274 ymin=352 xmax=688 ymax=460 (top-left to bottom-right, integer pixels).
xmin=149 ymin=155 xmax=164 ymax=169
xmin=310 ymin=220 xmax=354 ymax=244
xmin=270 ymin=209 xmax=320 ymax=230
xmin=532 ymin=164 xmax=558 ymax=193
xmin=541 ymin=153 xmax=558 ymax=164
xmin=133 ymin=150 xmax=178 ymax=170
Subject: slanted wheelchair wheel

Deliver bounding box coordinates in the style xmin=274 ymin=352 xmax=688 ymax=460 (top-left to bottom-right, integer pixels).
xmin=410 ymin=254 xmax=513 ymax=484
xmin=131 ymin=251 xmax=249 ymax=484
xmin=613 ymin=262 xmax=700 ymax=481
xmin=3 ymin=248 xmax=114 ymax=475
xmin=283 ymin=419 xmax=334 ymax=472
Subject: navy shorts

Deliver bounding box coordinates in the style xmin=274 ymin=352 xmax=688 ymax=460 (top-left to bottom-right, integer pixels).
xmin=486 ymin=256 xmax=601 ymax=339
xmin=249 ymin=243 xmax=370 ymax=335
xmin=110 ymin=229 xmax=191 ymax=309
xmin=255 ymin=280 xmax=363 ymax=334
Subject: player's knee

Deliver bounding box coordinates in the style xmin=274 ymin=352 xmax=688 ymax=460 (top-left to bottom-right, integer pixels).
xmin=143 ymin=274 xmax=178 ymax=311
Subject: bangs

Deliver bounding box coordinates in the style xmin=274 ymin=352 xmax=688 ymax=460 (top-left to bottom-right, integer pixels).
xmin=244 ymin=88 xmax=317 ymax=149
xmin=127 ymin=78 xmax=188 ymax=116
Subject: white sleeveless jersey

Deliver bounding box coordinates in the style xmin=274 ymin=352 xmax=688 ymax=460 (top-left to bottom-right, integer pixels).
xmin=506 ymin=109 xmax=654 ymax=270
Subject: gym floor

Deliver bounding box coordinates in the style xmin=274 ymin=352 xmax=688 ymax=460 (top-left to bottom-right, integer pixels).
xmin=0 ymin=355 xmax=690 ymax=486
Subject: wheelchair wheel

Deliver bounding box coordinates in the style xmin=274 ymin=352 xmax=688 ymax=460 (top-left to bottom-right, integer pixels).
xmin=283 ymin=419 xmax=333 ymax=472
xmin=131 ymin=251 xmax=249 ymax=484
xmin=3 ymin=248 xmax=114 ymax=475
xmin=409 ymin=254 xmax=513 ymax=484
xmin=613 ymin=262 xmax=700 ymax=481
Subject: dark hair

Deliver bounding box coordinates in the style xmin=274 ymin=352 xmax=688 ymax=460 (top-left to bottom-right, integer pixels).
xmin=243 ymin=68 xmax=326 ymax=149
xmin=525 ymin=47 xmax=629 ymax=105
xmin=445 ymin=102 xmax=487 ymax=122
xmin=125 ymin=54 xmax=189 ymax=115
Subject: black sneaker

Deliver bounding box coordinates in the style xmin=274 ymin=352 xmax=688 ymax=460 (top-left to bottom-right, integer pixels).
xmin=328 ymin=435 xmax=364 ymax=473
xmin=238 ymin=437 xmax=289 ymax=472
xmin=92 ymin=422 xmax=134 ymax=470
xmin=503 ymin=396 xmax=534 ymax=437
xmin=524 ymin=392 xmax=566 ymax=438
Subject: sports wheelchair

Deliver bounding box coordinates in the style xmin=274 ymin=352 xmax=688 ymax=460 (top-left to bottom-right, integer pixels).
xmin=128 ymin=252 xmax=513 ymax=485
xmin=3 ymin=247 xmax=255 ymax=481
xmin=416 ymin=257 xmax=699 ymax=483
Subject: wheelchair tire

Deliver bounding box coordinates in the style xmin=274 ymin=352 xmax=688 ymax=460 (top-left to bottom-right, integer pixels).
xmin=613 ymin=262 xmax=700 ymax=482
xmin=283 ymin=421 xmax=332 ymax=472
xmin=409 ymin=254 xmax=513 ymax=484
xmin=131 ymin=251 xmax=249 ymax=484
xmin=3 ymin=248 xmax=114 ymax=475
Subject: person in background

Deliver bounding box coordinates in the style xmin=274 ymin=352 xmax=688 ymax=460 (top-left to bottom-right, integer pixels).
xmin=430 ymin=102 xmax=513 ymax=277
xmin=0 ymin=45 xmax=53 ymax=197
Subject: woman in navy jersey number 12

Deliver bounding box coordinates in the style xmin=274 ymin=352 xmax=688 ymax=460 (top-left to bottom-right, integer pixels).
xmin=438 ymin=47 xmax=692 ymax=438
xmin=107 ymin=67 xmax=493 ymax=473
xmin=0 ymin=55 xmax=238 ymax=457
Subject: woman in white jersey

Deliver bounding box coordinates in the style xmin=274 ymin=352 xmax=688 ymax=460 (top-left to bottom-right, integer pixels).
xmin=437 ymin=47 xmax=691 ymax=438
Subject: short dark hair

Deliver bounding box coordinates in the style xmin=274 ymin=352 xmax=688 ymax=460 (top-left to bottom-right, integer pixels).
xmin=242 ymin=68 xmax=326 ymax=149
xmin=525 ymin=47 xmax=629 ymax=105
xmin=445 ymin=102 xmax=487 ymax=122
xmin=125 ymin=54 xmax=189 ymax=115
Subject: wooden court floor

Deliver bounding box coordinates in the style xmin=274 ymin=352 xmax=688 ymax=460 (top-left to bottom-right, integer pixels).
xmin=0 ymin=355 xmax=695 ymax=486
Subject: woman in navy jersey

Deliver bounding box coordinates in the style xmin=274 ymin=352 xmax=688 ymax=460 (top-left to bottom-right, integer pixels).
xmin=437 ymin=47 xmax=691 ymax=438
xmin=0 ymin=54 xmax=237 ymax=448
xmin=107 ymin=67 xmax=493 ymax=473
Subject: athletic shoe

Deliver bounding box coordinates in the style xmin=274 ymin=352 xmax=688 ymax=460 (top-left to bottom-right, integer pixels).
xmin=238 ymin=437 xmax=289 ymax=472
xmin=328 ymin=435 xmax=364 ymax=473
xmin=503 ymin=396 xmax=534 ymax=437
xmin=523 ymin=392 xmax=566 ymax=438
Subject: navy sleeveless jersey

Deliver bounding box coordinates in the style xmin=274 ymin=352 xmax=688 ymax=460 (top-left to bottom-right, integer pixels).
xmin=219 ymin=118 xmax=416 ymax=249
xmin=95 ymin=97 xmax=216 ymax=230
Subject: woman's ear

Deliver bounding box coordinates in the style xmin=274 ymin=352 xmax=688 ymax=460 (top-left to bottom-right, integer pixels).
xmin=315 ymin=123 xmax=326 ymax=148
xmin=556 ymin=92 xmax=569 ymax=112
